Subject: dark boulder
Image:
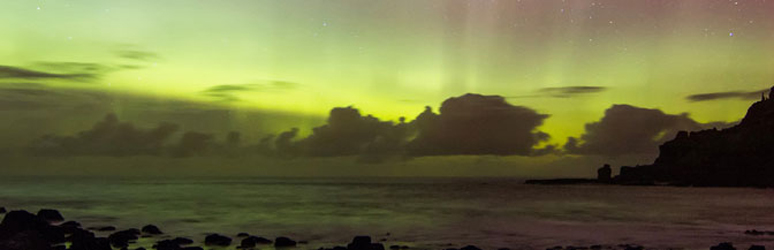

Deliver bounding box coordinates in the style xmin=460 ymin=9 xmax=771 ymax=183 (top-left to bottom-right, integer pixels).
xmin=711 ymin=243 xmax=736 ymax=250
xmin=60 ymin=221 xmax=82 ymax=235
xmin=65 ymin=228 xmax=94 ymax=242
xmin=241 ymin=236 xmax=273 ymax=248
xmin=95 ymin=226 xmax=116 ymax=232
xmin=69 ymin=235 xmax=111 ymax=250
xmin=171 ymin=237 xmax=194 ymax=245
xmin=0 ymin=207 xmax=6 ymax=213
xmin=60 ymin=221 xmax=81 ymax=228
xmin=240 ymin=236 xmax=258 ymax=248
xmin=0 ymin=210 xmax=64 ymax=244
xmin=319 ymin=246 xmax=347 ymax=250
xmin=460 ymin=246 xmax=481 ymax=250
xmin=275 ymin=236 xmax=297 ymax=247
xmin=347 ymin=236 xmax=385 ymax=250
xmin=107 ymin=229 xmax=140 ymax=248
xmin=0 ymin=210 xmax=48 ymax=238
xmin=37 ymin=209 xmax=64 ymax=223
xmin=39 ymin=226 xmax=65 ymax=245
xmin=348 ymin=236 xmax=372 ymax=250
xmin=749 ymin=246 xmax=765 ymax=250
xmin=237 ymin=232 xmax=249 ymax=237
xmin=141 ymin=224 xmax=163 ymax=235
xmin=0 ymin=230 xmax=52 ymax=250
xmin=204 ymin=234 xmax=232 ymax=246
xmin=154 ymin=239 xmax=182 ymax=250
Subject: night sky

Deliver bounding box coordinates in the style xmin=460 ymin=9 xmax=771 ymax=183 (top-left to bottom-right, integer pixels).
xmin=0 ymin=0 xmax=773 ymax=176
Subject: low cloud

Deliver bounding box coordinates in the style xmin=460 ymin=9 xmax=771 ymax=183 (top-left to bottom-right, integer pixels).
xmin=686 ymin=88 xmax=769 ymax=102
xmin=170 ymin=131 xmax=215 ymax=157
xmin=33 ymin=62 xmax=114 ymax=75
xmin=564 ymin=104 xmax=736 ymax=156
xmin=0 ymin=65 xmax=96 ymax=80
xmin=29 ymin=114 xmax=180 ymax=157
xmin=0 ymin=84 xmax=322 ymax=149
xmin=508 ymin=86 xmax=607 ymax=99
xmin=538 ymin=86 xmax=607 ymax=98
xmin=407 ymin=93 xmax=550 ymax=156
xmin=272 ymin=107 xmax=409 ymax=161
xmin=201 ymin=81 xmax=300 ymax=102
xmin=116 ymin=49 xmax=161 ymax=62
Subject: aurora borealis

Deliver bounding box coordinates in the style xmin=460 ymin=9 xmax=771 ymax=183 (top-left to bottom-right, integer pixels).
xmin=1 ymin=0 xmax=773 ymax=176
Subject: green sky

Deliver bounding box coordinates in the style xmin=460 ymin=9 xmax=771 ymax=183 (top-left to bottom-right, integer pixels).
xmin=0 ymin=0 xmax=773 ymax=176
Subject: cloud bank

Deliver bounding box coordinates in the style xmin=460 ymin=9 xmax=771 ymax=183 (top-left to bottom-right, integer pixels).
xmin=564 ymin=104 xmax=736 ymax=156
xmin=407 ymin=94 xmax=550 ymax=156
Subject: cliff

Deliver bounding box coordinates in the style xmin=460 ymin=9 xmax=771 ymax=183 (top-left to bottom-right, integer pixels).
xmin=615 ymin=87 xmax=774 ymax=187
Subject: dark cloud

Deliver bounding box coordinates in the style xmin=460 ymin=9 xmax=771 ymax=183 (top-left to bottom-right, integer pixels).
xmin=170 ymin=131 xmax=215 ymax=157
xmin=538 ymin=86 xmax=607 ymax=97
xmin=0 ymin=65 xmax=96 ymax=80
xmin=29 ymin=114 xmax=179 ymax=157
xmin=507 ymin=86 xmax=607 ymax=99
xmin=564 ymin=104 xmax=737 ymax=156
xmin=274 ymin=128 xmax=299 ymax=157
xmin=407 ymin=93 xmax=550 ymax=156
xmin=0 ymin=85 xmax=322 ymax=150
xmin=116 ymin=49 xmax=161 ymax=61
xmin=205 ymin=85 xmax=254 ymax=93
xmin=293 ymin=107 xmax=409 ymax=158
xmin=686 ymin=88 xmax=769 ymax=102
xmin=0 ymin=84 xmax=102 ymax=111
xmin=201 ymin=81 xmax=300 ymax=102
xmin=33 ymin=62 xmax=114 ymax=75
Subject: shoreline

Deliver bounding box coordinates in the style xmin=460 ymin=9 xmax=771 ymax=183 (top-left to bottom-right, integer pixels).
xmin=1 ymin=208 xmax=770 ymax=250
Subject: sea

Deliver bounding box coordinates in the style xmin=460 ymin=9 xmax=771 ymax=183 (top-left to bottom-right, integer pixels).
xmin=1 ymin=177 xmax=773 ymax=250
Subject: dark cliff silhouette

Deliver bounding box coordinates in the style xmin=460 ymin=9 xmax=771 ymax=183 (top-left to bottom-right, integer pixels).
xmin=612 ymin=86 xmax=774 ymax=187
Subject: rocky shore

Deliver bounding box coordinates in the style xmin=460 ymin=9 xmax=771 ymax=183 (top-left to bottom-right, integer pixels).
xmin=0 ymin=207 xmax=771 ymax=250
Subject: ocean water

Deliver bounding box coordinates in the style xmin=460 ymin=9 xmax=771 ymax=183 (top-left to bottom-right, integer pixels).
xmin=1 ymin=177 xmax=774 ymax=250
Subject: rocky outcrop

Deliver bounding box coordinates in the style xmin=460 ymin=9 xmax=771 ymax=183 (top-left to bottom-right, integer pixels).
xmin=275 ymin=236 xmax=297 ymax=248
xmin=347 ymin=236 xmax=384 ymax=250
xmin=204 ymin=234 xmax=232 ymax=246
xmin=141 ymin=224 xmax=163 ymax=235
xmin=597 ymin=164 xmax=612 ymax=182
xmin=107 ymin=228 xmax=140 ymax=248
xmin=615 ymin=87 xmax=774 ymax=187
xmin=36 ymin=209 xmax=64 ymax=223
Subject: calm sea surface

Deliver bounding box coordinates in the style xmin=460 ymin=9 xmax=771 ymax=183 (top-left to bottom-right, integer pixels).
xmin=1 ymin=177 xmax=773 ymax=250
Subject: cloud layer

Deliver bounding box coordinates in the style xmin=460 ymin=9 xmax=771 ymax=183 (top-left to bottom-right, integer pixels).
xmin=407 ymin=94 xmax=550 ymax=156
xmin=564 ymin=104 xmax=736 ymax=156
xmin=686 ymin=88 xmax=770 ymax=102
xmin=30 ymin=114 xmax=180 ymax=156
